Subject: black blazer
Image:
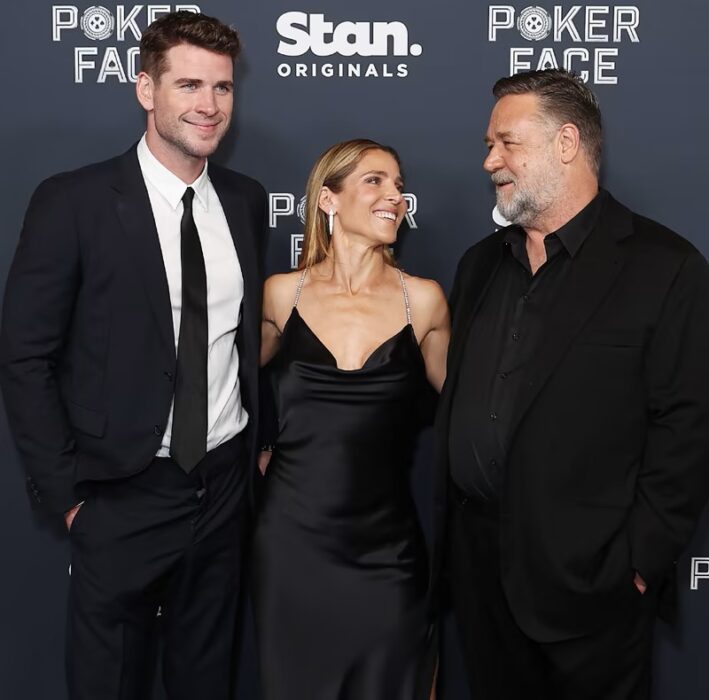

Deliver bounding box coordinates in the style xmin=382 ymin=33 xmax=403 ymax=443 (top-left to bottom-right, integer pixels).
xmin=0 ymin=146 xmax=266 ymax=515
xmin=432 ymin=193 xmax=709 ymax=642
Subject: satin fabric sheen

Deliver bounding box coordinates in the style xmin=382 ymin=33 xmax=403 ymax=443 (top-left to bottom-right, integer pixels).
xmin=252 ymin=308 xmax=431 ymax=699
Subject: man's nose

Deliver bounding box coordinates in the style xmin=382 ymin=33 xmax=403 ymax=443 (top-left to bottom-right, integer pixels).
xmin=195 ymin=89 xmax=218 ymax=115
xmin=483 ymin=147 xmax=503 ymax=173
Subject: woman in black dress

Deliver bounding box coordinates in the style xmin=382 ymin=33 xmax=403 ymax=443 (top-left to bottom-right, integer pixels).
xmin=253 ymin=139 xmax=449 ymax=699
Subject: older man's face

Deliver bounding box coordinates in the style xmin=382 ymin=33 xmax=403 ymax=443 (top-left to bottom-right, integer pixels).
xmin=483 ymin=93 xmax=563 ymax=229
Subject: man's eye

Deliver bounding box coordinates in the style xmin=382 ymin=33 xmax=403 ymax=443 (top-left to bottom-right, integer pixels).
xmin=215 ymin=85 xmax=231 ymax=95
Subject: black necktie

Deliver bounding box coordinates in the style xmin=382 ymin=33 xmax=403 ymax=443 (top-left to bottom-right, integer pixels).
xmin=171 ymin=187 xmax=208 ymax=472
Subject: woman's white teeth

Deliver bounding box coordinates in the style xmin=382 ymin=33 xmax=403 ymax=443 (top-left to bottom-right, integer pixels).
xmin=375 ymin=211 xmax=396 ymax=220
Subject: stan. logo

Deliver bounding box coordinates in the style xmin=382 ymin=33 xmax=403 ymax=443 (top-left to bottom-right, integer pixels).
xmin=277 ymin=12 xmax=421 ymax=57
xmin=276 ymin=12 xmax=422 ymax=79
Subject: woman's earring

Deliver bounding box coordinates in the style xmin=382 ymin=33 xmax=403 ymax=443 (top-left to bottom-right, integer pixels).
xmin=328 ymin=209 xmax=335 ymax=236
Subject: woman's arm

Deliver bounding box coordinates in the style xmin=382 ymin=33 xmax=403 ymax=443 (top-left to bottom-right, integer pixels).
xmin=261 ymin=276 xmax=282 ymax=367
xmin=410 ymin=277 xmax=451 ymax=393
xmin=261 ymin=273 xmax=298 ymax=366
xmin=259 ymin=273 xmax=299 ymax=473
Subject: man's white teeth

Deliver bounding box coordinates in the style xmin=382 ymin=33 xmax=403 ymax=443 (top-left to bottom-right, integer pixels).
xmin=375 ymin=211 xmax=396 ymax=220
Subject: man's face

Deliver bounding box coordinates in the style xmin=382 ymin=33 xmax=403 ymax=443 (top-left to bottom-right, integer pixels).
xmin=483 ymin=93 xmax=563 ymax=228
xmin=141 ymin=43 xmax=234 ymax=163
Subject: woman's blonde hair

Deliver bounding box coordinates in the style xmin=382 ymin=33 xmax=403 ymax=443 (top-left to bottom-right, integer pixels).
xmin=300 ymin=139 xmax=402 ymax=270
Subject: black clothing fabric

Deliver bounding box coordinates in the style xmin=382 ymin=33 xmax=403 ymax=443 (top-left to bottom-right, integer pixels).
xmin=252 ymin=307 xmax=430 ymax=699
xmin=0 ymin=144 xmax=266 ymax=700
xmin=431 ymin=191 xmax=709 ymax=648
xmin=448 ymin=493 xmax=656 ymax=700
xmin=449 ymin=191 xmax=605 ymax=499
xmin=171 ymin=187 xmax=208 ymax=473
xmin=68 ymin=435 xmax=248 ymax=700
xmin=0 ymin=146 xmax=266 ymax=513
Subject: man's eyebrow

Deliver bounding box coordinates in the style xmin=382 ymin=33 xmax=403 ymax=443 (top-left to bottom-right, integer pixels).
xmin=485 ymin=130 xmax=518 ymax=144
xmin=173 ymin=78 xmax=234 ymax=89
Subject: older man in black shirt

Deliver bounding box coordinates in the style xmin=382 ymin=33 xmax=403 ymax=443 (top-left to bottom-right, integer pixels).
xmin=434 ymin=69 xmax=709 ymax=700
xmin=449 ymin=193 xmax=604 ymax=501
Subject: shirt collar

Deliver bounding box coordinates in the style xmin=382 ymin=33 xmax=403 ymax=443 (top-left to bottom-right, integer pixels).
xmin=502 ymin=189 xmax=607 ymax=259
xmin=136 ymin=134 xmax=210 ymax=212
xmin=552 ymin=189 xmax=606 ymax=257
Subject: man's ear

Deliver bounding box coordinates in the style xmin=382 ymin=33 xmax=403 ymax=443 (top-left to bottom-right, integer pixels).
xmin=135 ymin=71 xmax=155 ymax=112
xmin=558 ymin=123 xmax=581 ymax=165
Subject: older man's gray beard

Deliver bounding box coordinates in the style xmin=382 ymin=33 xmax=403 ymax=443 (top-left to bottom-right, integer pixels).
xmin=496 ymin=188 xmax=541 ymax=227
xmin=491 ymin=173 xmax=557 ymax=229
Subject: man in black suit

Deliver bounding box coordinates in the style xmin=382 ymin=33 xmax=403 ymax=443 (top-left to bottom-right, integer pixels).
xmin=0 ymin=11 xmax=265 ymax=700
xmin=434 ymin=69 xmax=709 ymax=699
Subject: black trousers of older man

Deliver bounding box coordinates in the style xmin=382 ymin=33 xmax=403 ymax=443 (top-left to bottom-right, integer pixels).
xmin=447 ymin=492 xmax=657 ymax=700
xmin=66 ymin=434 xmax=247 ymax=700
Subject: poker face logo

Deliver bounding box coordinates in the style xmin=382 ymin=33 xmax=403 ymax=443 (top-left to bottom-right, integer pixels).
xmin=488 ymin=4 xmax=641 ymax=84
xmin=691 ymin=558 xmax=709 ymax=590
xmin=517 ymin=6 xmax=552 ymax=40
xmin=275 ymin=12 xmax=423 ymax=79
xmin=269 ymin=192 xmax=420 ymax=268
xmin=51 ymin=4 xmax=201 ymax=83
xmin=79 ymin=6 xmax=115 ymax=40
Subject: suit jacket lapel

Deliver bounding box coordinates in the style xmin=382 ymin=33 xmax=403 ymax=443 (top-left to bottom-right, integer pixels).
xmin=112 ymin=146 xmax=175 ymax=356
xmin=507 ymin=196 xmax=632 ymax=441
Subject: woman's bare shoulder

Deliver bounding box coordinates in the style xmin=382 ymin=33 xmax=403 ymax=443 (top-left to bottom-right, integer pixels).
xmin=400 ymin=271 xmax=447 ymax=308
xmin=264 ymin=270 xmax=304 ymax=301
xmin=263 ymin=270 xmax=306 ymax=321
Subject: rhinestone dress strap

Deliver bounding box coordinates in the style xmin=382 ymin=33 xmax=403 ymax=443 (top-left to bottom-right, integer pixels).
xmin=396 ymin=268 xmax=412 ymax=326
xmin=293 ymin=268 xmax=308 ymax=308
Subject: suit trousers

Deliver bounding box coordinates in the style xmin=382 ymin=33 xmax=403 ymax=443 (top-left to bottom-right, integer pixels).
xmin=447 ymin=490 xmax=657 ymax=700
xmin=67 ymin=434 xmax=248 ymax=700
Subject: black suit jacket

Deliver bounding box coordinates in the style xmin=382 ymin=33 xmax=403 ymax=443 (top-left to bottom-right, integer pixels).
xmin=0 ymin=145 xmax=266 ymax=515
xmin=432 ymin=193 xmax=709 ymax=642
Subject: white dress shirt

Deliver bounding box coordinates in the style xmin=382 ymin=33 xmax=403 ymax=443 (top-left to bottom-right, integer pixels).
xmin=137 ymin=135 xmax=248 ymax=457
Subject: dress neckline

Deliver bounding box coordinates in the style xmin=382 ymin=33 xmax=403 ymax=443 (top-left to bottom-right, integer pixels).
xmin=284 ymin=307 xmax=417 ymax=373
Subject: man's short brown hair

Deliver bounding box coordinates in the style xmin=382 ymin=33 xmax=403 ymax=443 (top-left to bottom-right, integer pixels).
xmin=140 ymin=11 xmax=241 ymax=81
xmin=493 ymin=69 xmax=603 ymax=176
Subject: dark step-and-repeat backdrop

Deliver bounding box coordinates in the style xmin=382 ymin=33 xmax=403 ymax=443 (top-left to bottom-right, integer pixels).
xmin=1 ymin=2 xmax=707 ymax=698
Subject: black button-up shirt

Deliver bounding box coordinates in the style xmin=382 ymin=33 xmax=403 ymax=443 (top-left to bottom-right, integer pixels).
xmin=449 ymin=191 xmax=606 ymax=501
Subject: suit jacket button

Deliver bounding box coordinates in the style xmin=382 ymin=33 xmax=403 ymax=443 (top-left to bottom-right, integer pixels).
xmin=154 ymin=425 xmax=163 ymax=435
